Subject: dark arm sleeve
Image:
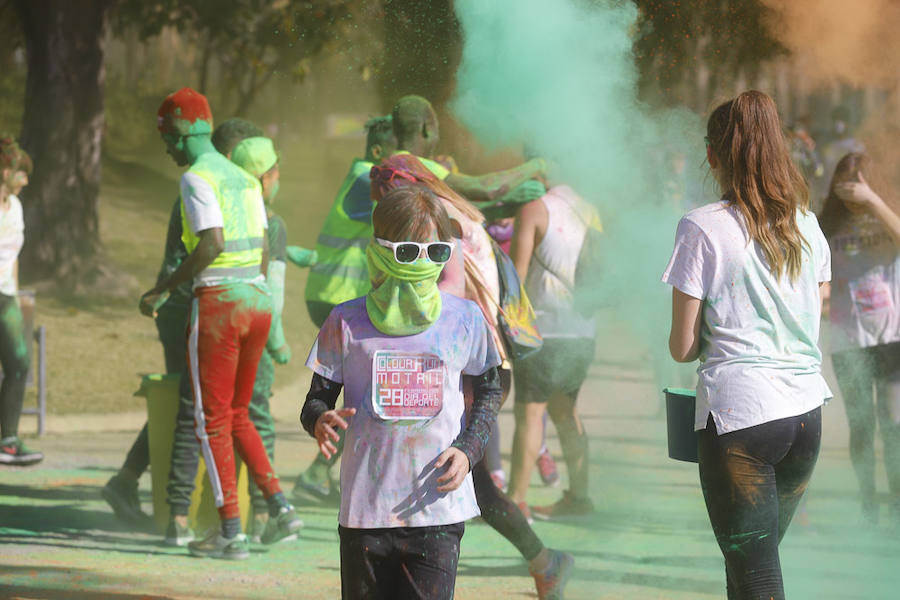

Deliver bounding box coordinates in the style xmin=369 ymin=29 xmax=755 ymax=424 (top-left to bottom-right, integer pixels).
xmin=300 ymin=373 xmax=343 ymax=437
xmin=451 ymin=366 xmax=502 ymax=470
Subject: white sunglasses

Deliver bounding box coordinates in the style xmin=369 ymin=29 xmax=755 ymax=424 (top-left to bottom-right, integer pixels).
xmin=375 ymin=238 xmax=453 ymax=264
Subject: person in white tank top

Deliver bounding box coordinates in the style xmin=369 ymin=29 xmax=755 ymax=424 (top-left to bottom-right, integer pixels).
xmin=508 ymin=184 xmax=598 ymax=520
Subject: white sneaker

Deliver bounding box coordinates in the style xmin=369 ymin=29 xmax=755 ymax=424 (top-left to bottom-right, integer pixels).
xmin=187 ymin=530 xmax=249 ymax=560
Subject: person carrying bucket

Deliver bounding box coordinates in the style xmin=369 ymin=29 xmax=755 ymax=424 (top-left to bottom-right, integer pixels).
xmin=140 ymin=87 xmax=301 ymax=559
xmin=663 ymin=90 xmax=831 ymax=599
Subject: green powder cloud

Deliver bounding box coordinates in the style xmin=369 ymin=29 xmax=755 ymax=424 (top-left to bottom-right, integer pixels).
xmin=452 ymin=0 xmax=707 ymax=387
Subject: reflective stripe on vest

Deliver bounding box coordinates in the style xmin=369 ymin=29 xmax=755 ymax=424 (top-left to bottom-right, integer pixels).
xmin=305 ymin=160 xmax=375 ymax=305
xmin=316 ymin=233 xmax=369 ymax=250
xmin=223 ymin=237 xmax=264 ymax=252
xmin=180 ymin=152 xmax=265 ymax=282
xmin=310 ymin=261 xmax=368 ymax=281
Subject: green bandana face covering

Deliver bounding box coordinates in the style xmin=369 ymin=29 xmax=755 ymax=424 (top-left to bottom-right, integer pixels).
xmin=365 ymin=240 xmax=445 ymax=336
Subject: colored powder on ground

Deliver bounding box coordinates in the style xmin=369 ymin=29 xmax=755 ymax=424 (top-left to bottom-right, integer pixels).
xmin=451 ymin=0 xmax=706 ymax=387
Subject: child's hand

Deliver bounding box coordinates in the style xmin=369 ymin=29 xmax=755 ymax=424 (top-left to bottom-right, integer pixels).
xmin=314 ymin=408 xmax=356 ymax=458
xmin=435 ymin=447 xmax=470 ymax=492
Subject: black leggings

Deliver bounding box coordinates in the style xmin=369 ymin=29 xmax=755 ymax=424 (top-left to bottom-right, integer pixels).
xmin=0 ymin=294 xmax=30 ymax=441
xmin=832 ymin=347 xmax=900 ymax=513
xmin=471 ymin=367 xmax=544 ymax=562
xmin=698 ymin=407 xmax=821 ymax=600
xmin=471 ymin=457 xmax=544 ymax=560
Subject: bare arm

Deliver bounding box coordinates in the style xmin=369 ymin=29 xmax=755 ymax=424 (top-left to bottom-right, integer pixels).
xmin=139 ymin=227 xmax=224 ymax=316
xmin=835 ymin=175 xmax=900 ymax=246
xmin=509 ymin=200 xmax=546 ymax=279
xmin=445 ymin=158 xmax=546 ymax=204
xmin=820 ymin=281 xmax=830 ymax=318
xmin=156 ymin=227 xmax=224 ymax=293
xmin=669 ymin=288 xmax=703 ymax=363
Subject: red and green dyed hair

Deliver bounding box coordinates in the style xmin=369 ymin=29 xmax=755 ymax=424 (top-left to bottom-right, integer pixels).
xmin=157 ymin=87 xmax=213 ymax=136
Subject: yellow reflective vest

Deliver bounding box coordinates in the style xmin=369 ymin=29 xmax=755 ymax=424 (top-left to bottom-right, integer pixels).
xmin=180 ymin=152 xmax=266 ymax=283
xmin=304 ymin=159 xmax=375 ymax=306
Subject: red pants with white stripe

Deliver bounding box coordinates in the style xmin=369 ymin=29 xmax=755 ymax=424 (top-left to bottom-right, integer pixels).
xmin=188 ymin=283 xmax=282 ymax=520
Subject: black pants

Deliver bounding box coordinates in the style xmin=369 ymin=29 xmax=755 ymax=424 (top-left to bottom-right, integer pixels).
xmin=832 ymin=346 xmax=900 ymax=514
xmin=339 ymin=522 xmax=464 ymax=600
xmin=0 ymin=294 xmax=29 ymax=440
xmin=471 ymin=457 xmax=544 ymax=561
xmin=699 ymin=408 xmax=821 ymax=600
xmin=121 ymin=304 xmax=190 ymax=477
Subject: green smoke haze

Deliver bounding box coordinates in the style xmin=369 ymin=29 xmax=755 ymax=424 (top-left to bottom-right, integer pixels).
xmin=452 ymin=0 xmax=706 ymax=386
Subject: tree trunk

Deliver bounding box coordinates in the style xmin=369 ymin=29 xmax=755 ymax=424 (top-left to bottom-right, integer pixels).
xmin=15 ymin=0 xmax=111 ymax=283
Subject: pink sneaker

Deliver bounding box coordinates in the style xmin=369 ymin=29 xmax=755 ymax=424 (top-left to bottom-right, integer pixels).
xmin=536 ymin=448 xmax=560 ymax=487
xmin=490 ymin=469 xmax=507 ymax=492
xmin=530 ymin=549 xmax=575 ymax=600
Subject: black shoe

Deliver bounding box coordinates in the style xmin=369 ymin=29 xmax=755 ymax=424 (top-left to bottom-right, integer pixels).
xmin=0 ymin=437 xmax=43 ymax=466
xmin=102 ymin=474 xmax=150 ymax=524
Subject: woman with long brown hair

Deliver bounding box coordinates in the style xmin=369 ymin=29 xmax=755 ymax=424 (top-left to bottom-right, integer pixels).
xmin=663 ymin=91 xmax=832 ymax=599
xmin=820 ymin=152 xmax=900 ymax=526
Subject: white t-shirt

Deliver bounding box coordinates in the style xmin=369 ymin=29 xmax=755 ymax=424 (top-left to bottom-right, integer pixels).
xmin=180 ymin=171 xmax=267 ymax=288
xmin=0 ymin=195 xmax=24 ymax=297
xmin=662 ymin=200 xmax=833 ymax=434
xmin=828 ymin=213 xmax=900 ymax=352
xmin=306 ymin=293 xmax=502 ymax=529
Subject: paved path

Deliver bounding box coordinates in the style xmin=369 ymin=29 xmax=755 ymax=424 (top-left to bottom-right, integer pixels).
xmin=2 ymin=324 xmax=898 ymax=599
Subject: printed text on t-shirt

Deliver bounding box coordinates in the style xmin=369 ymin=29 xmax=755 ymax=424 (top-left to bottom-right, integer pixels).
xmin=372 ymin=351 xmax=445 ymax=420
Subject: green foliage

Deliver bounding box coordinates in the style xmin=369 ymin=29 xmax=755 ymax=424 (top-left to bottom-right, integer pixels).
xmin=632 ymin=0 xmax=788 ymax=105
xmin=0 ymin=0 xmax=25 ymax=134
xmin=111 ymin=0 xmax=357 ymax=115
xmin=103 ymin=72 xmax=168 ymax=152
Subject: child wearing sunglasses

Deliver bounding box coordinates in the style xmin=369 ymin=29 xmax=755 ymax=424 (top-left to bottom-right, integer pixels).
xmin=300 ymin=183 xmax=503 ymax=600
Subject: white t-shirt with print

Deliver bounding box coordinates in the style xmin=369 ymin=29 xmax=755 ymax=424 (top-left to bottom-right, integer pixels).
xmin=306 ymin=293 xmax=502 ymax=529
xmin=828 ymin=213 xmax=900 ymax=352
xmin=180 ymin=171 xmax=267 ymax=288
xmin=662 ymin=200 xmax=833 ymax=434
xmin=0 ymin=195 xmax=24 ymax=297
